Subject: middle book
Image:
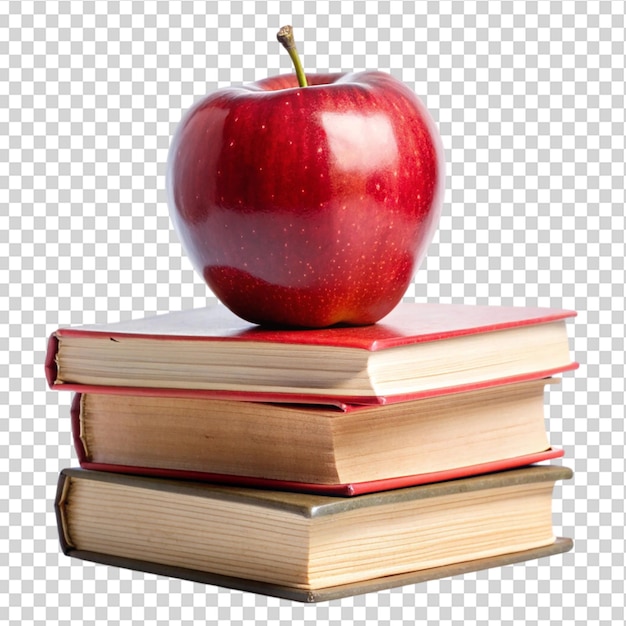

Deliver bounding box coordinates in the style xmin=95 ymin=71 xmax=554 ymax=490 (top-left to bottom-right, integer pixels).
xmin=71 ymin=376 xmax=563 ymax=496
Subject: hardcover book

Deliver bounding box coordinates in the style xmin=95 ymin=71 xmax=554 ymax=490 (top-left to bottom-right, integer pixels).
xmin=72 ymin=377 xmax=564 ymax=494
xmin=55 ymin=465 xmax=573 ymax=602
xmin=46 ymin=302 xmax=577 ymax=404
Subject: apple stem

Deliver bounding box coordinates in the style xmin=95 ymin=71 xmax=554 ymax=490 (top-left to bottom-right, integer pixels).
xmin=277 ymin=25 xmax=308 ymax=88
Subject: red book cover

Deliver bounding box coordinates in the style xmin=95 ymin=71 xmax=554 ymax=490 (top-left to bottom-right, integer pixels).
xmin=46 ymin=302 xmax=578 ymax=405
xmin=49 ymin=301 xmax=576 ymax=348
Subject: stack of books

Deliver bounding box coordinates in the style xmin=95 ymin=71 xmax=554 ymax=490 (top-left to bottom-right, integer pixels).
xmin=46 ymin=302 xmax=577 ymax=602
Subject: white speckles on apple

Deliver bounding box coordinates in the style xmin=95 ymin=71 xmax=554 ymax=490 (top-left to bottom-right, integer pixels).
xmin=229 ymin=141 xmax=235 ymax=147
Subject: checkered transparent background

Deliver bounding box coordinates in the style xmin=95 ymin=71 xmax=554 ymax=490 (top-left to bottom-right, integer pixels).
xmin=2 ymin=0 xmax=625 ymax=624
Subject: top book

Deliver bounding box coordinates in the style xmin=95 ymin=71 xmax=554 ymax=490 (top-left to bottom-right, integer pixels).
xmin=46 ymin=302 xmax=577 ymax=405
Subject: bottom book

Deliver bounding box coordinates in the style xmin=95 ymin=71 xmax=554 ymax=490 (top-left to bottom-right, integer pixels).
xmin=55 ymin=465 xmax=573 ymax=603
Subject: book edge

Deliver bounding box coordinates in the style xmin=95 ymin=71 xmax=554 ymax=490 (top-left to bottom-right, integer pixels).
xmin=57 ymin=465 xmax=573 ymax=518
xmin=50 ymin=363 xmax=579 ymax=406
xmin=74 ymin=448 xmax=566 ymax=497
xmin=58 ymin=538 xmax=573 ymax=603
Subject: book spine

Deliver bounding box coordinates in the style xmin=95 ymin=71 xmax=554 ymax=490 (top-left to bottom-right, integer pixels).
xmin=70 ymin=394 xmax=89 ymax=464
xmin=44 ymin=333 xmax=60 ymax=388
xmin=54 ymin=471 xmax=73 ymax=555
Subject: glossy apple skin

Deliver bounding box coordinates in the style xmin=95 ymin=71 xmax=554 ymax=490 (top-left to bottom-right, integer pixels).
xmin=167 ymin=71 xmax=444 ymax=328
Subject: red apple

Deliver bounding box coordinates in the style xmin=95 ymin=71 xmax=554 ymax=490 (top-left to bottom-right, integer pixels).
xmin=167 ymin=27 xmax=444 ymax=328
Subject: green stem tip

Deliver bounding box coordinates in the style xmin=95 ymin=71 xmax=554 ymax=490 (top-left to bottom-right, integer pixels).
xmin=277 ymin=25 xmax=308 ymax=88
